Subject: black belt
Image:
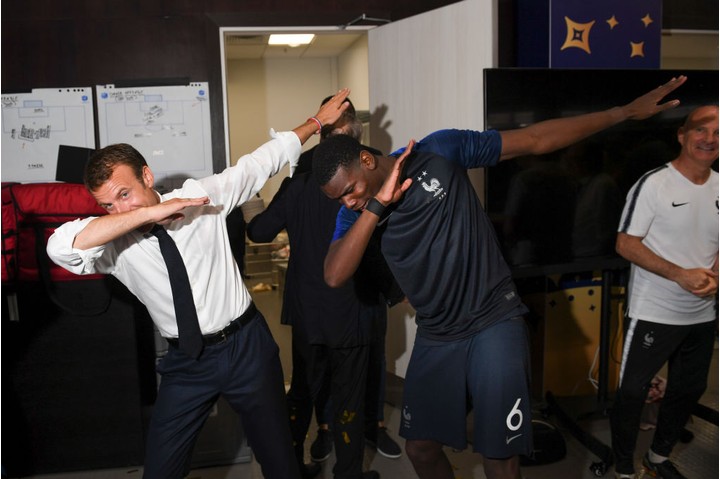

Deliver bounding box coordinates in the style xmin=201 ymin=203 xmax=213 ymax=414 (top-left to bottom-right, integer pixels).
xmin=165 ymin=303 xmax=257 ymax=348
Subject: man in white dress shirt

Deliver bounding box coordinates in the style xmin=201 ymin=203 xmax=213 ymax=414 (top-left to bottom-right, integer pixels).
xmin=46 ymin=90 xmax=351 ymax=479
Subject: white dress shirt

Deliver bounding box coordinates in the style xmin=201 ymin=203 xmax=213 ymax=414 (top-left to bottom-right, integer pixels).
xmin=47 ymin=130 xmax=300 ymax=338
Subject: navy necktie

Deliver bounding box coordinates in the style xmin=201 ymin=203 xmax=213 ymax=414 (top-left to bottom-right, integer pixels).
xmin=151 ymin=224 xmax=204 ymax=359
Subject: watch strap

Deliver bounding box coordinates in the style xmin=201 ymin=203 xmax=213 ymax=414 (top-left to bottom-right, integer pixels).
xmin=365 ymin=197 xmax=386 ymax=217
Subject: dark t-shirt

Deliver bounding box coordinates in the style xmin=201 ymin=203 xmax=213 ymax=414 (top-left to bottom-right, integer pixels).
xmin=247 ymin=172 xmax=366 ymax=347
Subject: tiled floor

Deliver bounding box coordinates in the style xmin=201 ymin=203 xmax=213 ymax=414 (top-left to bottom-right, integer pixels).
xmin=13 ymin=283 xmax=718 ymax=479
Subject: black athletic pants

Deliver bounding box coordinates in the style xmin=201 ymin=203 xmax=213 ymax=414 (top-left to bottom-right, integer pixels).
xmin=287 ymin=337 xmax=370 ymax=479
xmin=610 ymin=318 xmax=715 ymax=474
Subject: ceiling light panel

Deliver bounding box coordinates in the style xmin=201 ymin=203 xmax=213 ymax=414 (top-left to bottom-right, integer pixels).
xmin=268 ymin=34 xmax=315 ymax=47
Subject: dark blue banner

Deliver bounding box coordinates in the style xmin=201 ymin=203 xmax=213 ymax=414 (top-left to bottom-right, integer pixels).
xmin=550 ymin=0 xmax=662 ymax=68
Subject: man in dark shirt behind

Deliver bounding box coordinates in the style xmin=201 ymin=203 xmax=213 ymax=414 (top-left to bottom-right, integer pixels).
xmin=247 ymin=98 xmax=401 ymax=479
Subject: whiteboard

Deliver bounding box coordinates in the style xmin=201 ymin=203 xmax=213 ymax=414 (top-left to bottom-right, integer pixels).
xmin=1 ymin=87 xmax=95 ymax=183
xmin=96 ymin=83 xmax=213 ymax=192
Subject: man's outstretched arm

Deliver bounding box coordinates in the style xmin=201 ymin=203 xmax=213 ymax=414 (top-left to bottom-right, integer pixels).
xmin=73 ymin=196 xmax=210 ymax=250
xmin=499 ymin=75 xmax=687 ymax=161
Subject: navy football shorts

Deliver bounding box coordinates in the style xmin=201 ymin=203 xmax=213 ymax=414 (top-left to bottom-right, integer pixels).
xmin=399 ymin=317 xmax=533 ymax=458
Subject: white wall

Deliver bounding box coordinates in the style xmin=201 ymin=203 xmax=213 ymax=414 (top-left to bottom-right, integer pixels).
xmin=338 ymin=36 xmax=370 ymax=123
xmin=368 ymin=0 xmax=495 ymax=150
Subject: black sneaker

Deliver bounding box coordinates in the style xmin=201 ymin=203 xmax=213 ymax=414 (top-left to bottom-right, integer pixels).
xmin=642 ymin=453 xmax=687 ymax=479
xmin=362 ymin=471 xmax=380 ymax=479
xmin=310 ymin=428 xmax=333 ymax=462
xmin=366 ymin=426 xmax=402 ymax=459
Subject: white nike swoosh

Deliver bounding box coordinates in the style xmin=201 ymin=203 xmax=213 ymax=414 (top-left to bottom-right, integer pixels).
xmin=506 ymin=434 xmax=522 ymax=445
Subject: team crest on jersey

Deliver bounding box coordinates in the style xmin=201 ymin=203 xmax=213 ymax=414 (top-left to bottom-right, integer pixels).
xmin=417 ymin=170 xmax=446 ymax=200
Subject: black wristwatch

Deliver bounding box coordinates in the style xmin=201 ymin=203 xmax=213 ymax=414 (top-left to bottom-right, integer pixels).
xmin=365 ymin=197 xmax=386 ymax=217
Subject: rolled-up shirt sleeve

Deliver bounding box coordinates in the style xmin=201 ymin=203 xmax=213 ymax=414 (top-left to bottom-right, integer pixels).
xmin=46 ymin=217 xmax=114 ymax=275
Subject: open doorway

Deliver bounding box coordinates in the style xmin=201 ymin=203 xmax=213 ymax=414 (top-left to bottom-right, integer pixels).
xmin=219 ymin=27 xmax=374 ymax=206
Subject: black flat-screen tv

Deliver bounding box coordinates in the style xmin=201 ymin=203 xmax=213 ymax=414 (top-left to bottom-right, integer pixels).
xmin=483 ymin=68 xmax=718 ymax=270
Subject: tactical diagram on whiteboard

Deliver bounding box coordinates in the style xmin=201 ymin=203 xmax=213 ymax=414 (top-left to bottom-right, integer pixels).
xmin=96 ymin=83 xmax=213 ymax=192
xmin=1 ymin=88 xmax=94 ymax=183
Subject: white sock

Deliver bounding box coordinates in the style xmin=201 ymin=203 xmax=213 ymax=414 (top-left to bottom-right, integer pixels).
xmin=648 ymin=449 xmax=668 ymax=463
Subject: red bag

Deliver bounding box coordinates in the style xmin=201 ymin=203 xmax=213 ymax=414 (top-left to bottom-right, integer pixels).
xmin=2 ymin=182 xmax=109 ymax=314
